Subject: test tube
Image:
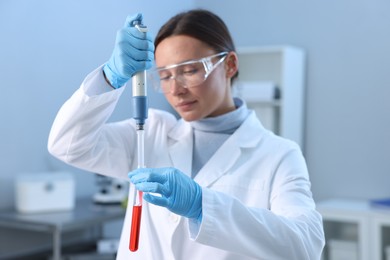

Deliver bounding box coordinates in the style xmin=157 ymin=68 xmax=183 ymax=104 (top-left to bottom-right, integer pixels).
xmin=129 ymin=128 xmax=145 ymax=252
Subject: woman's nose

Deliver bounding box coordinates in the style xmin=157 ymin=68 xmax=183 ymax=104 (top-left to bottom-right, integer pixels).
xmin=169 ymin=78 xmax=187 ymax=95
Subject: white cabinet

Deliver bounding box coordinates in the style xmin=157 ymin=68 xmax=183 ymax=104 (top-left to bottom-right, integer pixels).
xmin=317 ymin=199 xmax=390 ymax=260
xmin=235 ymin=46 xmax=305 ymax=148
xmin=372 ymin=214 xmax=390 ymax=260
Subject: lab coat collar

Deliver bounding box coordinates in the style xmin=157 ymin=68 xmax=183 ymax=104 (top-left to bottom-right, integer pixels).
xmin=167 ymin=111 xmax=264 ymax=186
xmin=234 ymin=110 xmax=265 ymax=148
xmin=194 ymin=111 xmax=264 ymax=186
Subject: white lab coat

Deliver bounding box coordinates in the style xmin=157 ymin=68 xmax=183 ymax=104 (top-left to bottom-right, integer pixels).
xmin=48 ymin=67 xmax=325 ymax=260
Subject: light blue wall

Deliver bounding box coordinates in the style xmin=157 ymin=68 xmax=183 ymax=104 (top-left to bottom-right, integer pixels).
xmin=194 ymin=0 xmax=390 ymax=201
xmin=0 ymin=1 xmax=193 ymax=210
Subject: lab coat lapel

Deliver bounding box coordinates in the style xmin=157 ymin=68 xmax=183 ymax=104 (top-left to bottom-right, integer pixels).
xmin=195 ymin=111 xmax=263 ymax=187
xmin=166 ymin=120 xmax=193 ymax=237
xmin=167 ymin=120 xmax=193 ymax=176
xmin=194 ymin=137 xmax=241 ymax=187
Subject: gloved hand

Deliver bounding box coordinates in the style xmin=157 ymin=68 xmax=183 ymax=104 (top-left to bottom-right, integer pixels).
xmin=103 ymin=13 xmax=155 ymax=89
xmin=128 ymin=167 xmax=202 ymax=220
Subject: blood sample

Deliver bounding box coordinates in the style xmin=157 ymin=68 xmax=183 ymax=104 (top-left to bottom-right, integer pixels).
xmin=129 ymin=203 xmax=142 ymax=252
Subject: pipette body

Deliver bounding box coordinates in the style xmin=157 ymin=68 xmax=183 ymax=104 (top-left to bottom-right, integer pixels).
xmin=132 ymin=21 xmax=148 ymax=130
xmin=132 ymin=68 xmax=148 ymax=130
xmin=129 ymin=20 xmax=148 ymax=252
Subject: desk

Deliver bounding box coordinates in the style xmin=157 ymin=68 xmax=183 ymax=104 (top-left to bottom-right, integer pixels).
xmin=0 ymin=198 xmax=126 ymax=260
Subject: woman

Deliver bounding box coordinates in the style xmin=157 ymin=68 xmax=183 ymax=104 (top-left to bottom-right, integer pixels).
xmin=48 ymin=9 xmax=325 ymax=259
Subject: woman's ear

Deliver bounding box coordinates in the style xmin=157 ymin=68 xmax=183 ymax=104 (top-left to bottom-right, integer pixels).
xmin=225 ymin=52 xmax=239 ymax=79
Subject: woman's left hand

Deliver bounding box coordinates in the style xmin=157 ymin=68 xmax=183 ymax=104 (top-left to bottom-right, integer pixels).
xmin=128 ymin=167 xmax=202 ymax=219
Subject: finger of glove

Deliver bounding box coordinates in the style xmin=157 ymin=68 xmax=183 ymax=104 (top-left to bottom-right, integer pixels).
xmin=117 ymin=28 xmax=154 ymax=53
xmin=112 ymin=43 xmax=153 ymax=76
xmin=134 ymin=181 xmax=170 ymax=197
xmin=129 ymin=168 xmax=167 ymax=184
xmin=117 ymin=29 xmax=154 ymax=67
xmin=126 ymin=27 xmax=154 ymax=43
xmin=122 ymin=48 xmax=154 ymax=66
xmin=128 ymin=170 xmax=152 ymax=184
xmin=124 ymin=13 xmax=143 ymax=27
xmin=121 ymin=49 xmax=153 ymax=74
xmin=118 ymin=50 xmax=154 ymax=74
xmin=143 ymin=193 xmax=169 ymax=208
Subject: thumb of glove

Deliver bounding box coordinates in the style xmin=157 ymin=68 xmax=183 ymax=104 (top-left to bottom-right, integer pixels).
xmin=124 ymin=13 xmax=143 ymax=27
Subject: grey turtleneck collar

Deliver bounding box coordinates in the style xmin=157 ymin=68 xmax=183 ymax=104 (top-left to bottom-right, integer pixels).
xmin=190 ymin=98 xmax=249 ymax=134
xmin=190 ymin=98 xmax=250 ymax=177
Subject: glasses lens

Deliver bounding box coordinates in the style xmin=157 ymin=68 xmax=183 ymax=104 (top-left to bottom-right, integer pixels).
xmin=148 ymin=61 xmax=207 ymax=93
xmin=175 ymin=61 xmax=206 ymax=87
xmin=147 ymin=70 xmax=164 ymax=92
xmin=149 ymin=52 xmax=227 ymax=93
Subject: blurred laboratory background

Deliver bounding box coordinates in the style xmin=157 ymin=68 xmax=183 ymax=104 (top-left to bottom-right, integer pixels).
xmin=0 ymin=1 xmax=389 ymax=259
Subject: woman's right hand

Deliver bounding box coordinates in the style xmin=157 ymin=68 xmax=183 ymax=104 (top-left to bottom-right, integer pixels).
xmin=103 ymin=13 xmax=155 ymax=89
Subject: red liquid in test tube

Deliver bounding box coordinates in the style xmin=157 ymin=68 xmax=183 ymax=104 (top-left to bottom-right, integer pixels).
xmin=129 ymin=190 xmax=143 ymax=252
xmin=129 ymin=202 xmax=142 ymax=251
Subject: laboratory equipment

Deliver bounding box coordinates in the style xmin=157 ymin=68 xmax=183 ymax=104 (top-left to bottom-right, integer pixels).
xmin=93 ymin=175 xmax=128 ymax=205
xmin=129 ymin=20 xmax=148 ymax=252
xmin=15 ymin=172 xmax=75 ymax=213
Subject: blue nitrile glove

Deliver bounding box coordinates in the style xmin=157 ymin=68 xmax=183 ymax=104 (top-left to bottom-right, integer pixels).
xmin=103 ymin=13 xmax=155 ymax=89
xmin=128 ymin=167 xmax=202 ymax=219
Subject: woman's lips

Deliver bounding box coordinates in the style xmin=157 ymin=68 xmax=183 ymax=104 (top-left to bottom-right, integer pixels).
xmin=176 ymin=100 xmax=197 ymax=111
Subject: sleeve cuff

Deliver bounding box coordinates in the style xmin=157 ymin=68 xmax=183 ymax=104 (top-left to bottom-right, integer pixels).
xmin=82 ymin=65 xmax=125 ymax=96
xmin=188 ymin=187 xmax=216 ymax=242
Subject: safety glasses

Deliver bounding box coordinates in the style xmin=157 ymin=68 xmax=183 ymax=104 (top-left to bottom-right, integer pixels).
xmin=148 ymin=52 xmax=228 ymax=93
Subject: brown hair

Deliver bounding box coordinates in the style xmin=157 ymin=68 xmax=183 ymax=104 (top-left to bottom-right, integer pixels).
xmin=155 ymin=9 xmax=239 ymax=82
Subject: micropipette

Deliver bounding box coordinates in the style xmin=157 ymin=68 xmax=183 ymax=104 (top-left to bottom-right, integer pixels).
xmin=129 ymin=20 xmax=148 ymax=252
